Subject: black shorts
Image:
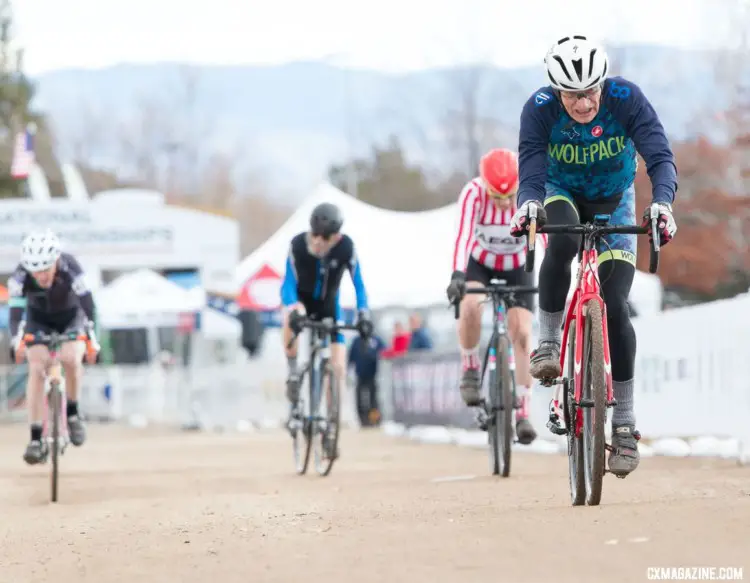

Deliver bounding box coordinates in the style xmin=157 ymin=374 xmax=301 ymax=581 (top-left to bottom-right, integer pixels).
xmin=25 ymin=308 xmax=86 ymax=336
xmin=297 ymin=294 xmax=344 ymax=344
xmin=465 ymin=258 xmax=536 ymax=312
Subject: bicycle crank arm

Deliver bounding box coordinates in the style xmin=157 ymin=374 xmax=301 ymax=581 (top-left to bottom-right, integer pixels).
xmin=538 ymin=376 xmax=565 ymax=388
xmin=475 ymin=408 xmax=490 ymax=431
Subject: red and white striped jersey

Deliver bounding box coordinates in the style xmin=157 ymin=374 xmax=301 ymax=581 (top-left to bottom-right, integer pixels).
xmin=452 ymin=178 xmax=547 ymax=272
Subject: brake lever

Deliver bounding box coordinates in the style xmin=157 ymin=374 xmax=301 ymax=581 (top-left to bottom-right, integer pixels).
xmin=650 ymin=203 xmax=661 ymax=253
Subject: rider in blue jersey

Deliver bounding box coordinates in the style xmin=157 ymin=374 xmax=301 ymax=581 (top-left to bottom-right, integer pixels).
xmin=509 ymin=35 xmax=678 ymax=477
xmin=280 ymin=202 xmax=373 ymax=407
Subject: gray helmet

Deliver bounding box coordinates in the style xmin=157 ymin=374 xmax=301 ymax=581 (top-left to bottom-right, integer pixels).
xmin=310 ymin=203 xmax=343 ymax=237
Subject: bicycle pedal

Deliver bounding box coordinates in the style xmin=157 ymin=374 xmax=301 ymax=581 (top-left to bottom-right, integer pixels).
xmin=607 ymin=470 xmax=628 ymax=480
xmin=539 ymin=376 xmax=564 ymax=388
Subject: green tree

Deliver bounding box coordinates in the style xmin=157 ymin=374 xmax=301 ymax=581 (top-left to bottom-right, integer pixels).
xmin=0 ymin=0 xmax=59 ymax=198
xmin=328 ymin=136 xmax=456 ymax=211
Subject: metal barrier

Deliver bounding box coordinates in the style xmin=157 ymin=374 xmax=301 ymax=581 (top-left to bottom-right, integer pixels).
xmin=0 ymin=359 xmax=292 ymax=430
xmin=0 ymin=352 xmax=364 ymax=433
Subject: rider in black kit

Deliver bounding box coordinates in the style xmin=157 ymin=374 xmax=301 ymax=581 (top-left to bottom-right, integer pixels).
xmin=280 ymin=203 xmax=373 ymax=405
xmin=8 ymin=230 xmax=100 ymax=465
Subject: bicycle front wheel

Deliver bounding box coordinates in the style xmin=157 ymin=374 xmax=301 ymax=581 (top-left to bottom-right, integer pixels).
xmin=488 ymin=335 xmax=514 ymax=478
xmin=49 ymin=385 xmax=61 ymax=503
xmin=566 ymin=326 xmax=585 ymax=506
xmin=582 ymin=301 xmax=607 ymax=506
xmin=292 ymin=374 xmax=313 ymax=475
xmin=313 ymin=363 xmax=340 ymax=477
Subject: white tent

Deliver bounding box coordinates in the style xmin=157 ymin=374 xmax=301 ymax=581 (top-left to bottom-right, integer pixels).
xmin=97 ymin=268 xmax=202 ymax=328
xmin=234 ymin=183 xmax=663 ymax=313
xmin=234 ymin=183 xmax=458 ymax=309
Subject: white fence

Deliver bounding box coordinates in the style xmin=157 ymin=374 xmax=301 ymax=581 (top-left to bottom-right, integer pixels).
xmin=0 ymin=360 xmax=293 ymax=431
xmin=0 ymin=356 xmax=363 ymax=431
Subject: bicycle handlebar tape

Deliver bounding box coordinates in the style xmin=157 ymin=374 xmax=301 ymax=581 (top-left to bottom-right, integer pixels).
xmin=525 ymin=217 xmax=537 ymax=273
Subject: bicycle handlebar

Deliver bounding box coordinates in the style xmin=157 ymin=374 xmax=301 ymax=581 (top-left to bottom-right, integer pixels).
xmin=286 ymin=318 xmax=363 ymax=349
xmin=524 ymin=203 xmax=661 ymax=275
xmin=464 ymin=285 xmax=539 ymax=295
xmin=22 ymin=330 xmax=88 ymax=347
xmin=452 ymin=284 xmax=539 ymax=320
xmin=539 ymin=225 xmax=648 ymax=235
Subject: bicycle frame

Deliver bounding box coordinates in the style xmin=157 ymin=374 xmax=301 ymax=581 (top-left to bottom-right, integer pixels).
xmin=289 ymin=318 xmax=360 ymax=419
xmin=461 ymin=282 xmax=538 ymax=402
xmin=22 ymin=330 xmax=89 ymax=447
xmin=557 ymin=240 xmax=613 ymax=438
xmin=483 ymin=294 xmax=514 ymax=389
xmin=43 ymin=346 xmax=70 ymax=448
xmin=302 ymin=327 xmax=331 ymax=418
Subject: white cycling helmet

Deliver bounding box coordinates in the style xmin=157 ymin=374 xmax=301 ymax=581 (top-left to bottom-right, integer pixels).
xmin=20 ymin=229 xmax=62 ymax=272
xmin=544 ymin=35 xmax=609 ymax=91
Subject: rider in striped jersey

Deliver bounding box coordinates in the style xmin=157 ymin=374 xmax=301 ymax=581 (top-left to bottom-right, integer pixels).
xmin=446 ymin=148 xmax=547 ymax=445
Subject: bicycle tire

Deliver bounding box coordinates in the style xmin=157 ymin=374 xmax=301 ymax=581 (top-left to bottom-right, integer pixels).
xmin=292 ymin=372 xmax=313 ymax=475
xmin=314 ymin=363 xmax=340 ymax=477
xmin=565 ymin=326 xmax=585 ymax=506
xmin=582 ymin=301 xmax=606 ymax=506
xmin=488 ymin=335 xmax=513 ymax=478
xmin=486 ymin=337 xmax=500 ymax=475
xmin=50 ymin=385 xmax=60 ymax=503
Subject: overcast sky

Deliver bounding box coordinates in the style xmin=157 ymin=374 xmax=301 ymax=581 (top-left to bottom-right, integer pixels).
xmin=13 ymin=0 xmax=745 ymax=75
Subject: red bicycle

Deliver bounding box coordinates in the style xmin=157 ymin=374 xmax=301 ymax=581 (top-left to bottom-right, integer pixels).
xmin=524 ymin=204 xmax=660 ymax=506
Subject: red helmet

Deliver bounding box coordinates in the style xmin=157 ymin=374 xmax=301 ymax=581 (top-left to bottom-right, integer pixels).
xmin=479 ymin=148 xmax=519 ymax=195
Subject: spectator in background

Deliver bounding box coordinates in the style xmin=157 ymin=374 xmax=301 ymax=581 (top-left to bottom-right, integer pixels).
xmin=408 ymin=312 xmax=433 ymax=351
xmin=348 ymin=332 xmax=386 ymax=426
xmin=383 ymin=321 xmax=410 ymax=358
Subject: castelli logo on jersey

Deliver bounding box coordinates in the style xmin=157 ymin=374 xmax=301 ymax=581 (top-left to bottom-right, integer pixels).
xmin=591 ymin=125 xmax=603 ymax=137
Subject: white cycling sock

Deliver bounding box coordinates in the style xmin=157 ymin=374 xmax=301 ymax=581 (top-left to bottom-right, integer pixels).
xmin=460 ymin=345 xmax=480 ymax=369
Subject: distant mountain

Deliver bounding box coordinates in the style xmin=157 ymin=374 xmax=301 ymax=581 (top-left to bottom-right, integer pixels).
xmin=31 ymin=45 xmax=725 ymax=199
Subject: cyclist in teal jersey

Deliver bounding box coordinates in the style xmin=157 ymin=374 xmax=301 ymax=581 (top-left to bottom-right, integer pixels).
xmin=509 ymin=35 xmax=678 ymax=477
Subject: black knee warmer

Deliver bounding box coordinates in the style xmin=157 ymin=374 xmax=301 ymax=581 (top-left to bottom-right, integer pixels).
xmin=599 ymin=261 xmax=636 ymax=382
xmin=539 ymin=200 xmax=580 ymax=313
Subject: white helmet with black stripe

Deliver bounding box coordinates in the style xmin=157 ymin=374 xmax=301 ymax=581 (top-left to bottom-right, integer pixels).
xmin=20 ymin=229 xmax=61 ymax=272
xmin=544 ymin=35 xmax=609 ymax=91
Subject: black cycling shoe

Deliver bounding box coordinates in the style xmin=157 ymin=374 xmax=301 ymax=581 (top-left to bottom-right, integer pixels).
xmin=530 ymin=341 xmax=561 ymax=379
xmin=23 ymin=440 xmax=49 ymax=465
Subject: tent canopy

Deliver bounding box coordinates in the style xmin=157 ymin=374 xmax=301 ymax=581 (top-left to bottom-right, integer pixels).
xmin=97 ymin=268 xmax=202 ymax=327
xmin=234 ymin=183 xmax=457 ymax=309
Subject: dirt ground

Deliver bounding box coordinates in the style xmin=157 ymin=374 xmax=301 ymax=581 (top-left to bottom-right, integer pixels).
xmin=0 ymin=424 xmax=748 ymax=583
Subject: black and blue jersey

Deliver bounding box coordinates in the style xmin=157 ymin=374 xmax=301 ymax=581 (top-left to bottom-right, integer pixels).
xmin=517 ymin=77 xmax=678 ymax=206
xmin=280 ymin=232 xmax=369 ymax=313
xmin=7 ymin=252 xmax=96 ymax=336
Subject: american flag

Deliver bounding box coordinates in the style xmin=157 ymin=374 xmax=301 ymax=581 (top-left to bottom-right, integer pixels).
xmin=10 ymin=125 xmax=36 ymax=179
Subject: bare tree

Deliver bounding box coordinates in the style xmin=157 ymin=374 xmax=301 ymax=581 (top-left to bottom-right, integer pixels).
xmin=439 ymin=64 xmax=523 ymax=180
xmin=116 ymin=94 xmax=178 ymax=188
xmin=715 ymin=0 xmax=750 ymax=194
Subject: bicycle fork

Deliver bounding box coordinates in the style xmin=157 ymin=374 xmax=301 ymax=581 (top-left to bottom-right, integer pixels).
xmin=476 ymin=333 xmax=519 ymax=431
xmin=44 ymin=376 xmax=70 ymax=456
xmin=546 ymin=378 xmax=569 ymax=436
